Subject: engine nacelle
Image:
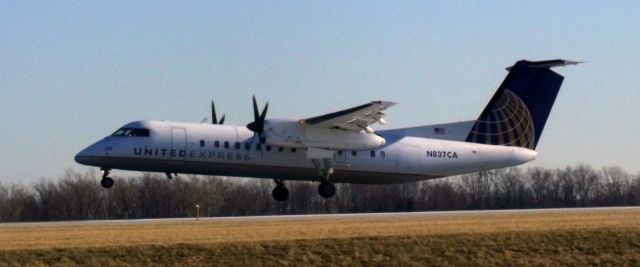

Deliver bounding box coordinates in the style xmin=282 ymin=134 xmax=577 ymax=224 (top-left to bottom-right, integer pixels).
xmin=264 ymin=119 xmax=385 ymax=150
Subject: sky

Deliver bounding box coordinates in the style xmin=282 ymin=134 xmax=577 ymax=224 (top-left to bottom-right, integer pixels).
xmin=1 ymin=1 xmax=639 ymax=183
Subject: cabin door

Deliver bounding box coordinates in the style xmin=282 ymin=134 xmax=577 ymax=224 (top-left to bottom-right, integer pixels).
xmin=171 ymin=128 xmax=187 ymax=169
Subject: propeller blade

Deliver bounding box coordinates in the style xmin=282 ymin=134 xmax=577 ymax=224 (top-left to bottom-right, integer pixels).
xmin=259 ymin=102 xmax=269 ymax=122
xmin=211 ymin=101 xmax=218 ymax=124
xmin=247 ymin=95 xmax=268 ymax=136
xmin=252 ymin=95 xmax=260 ymax=122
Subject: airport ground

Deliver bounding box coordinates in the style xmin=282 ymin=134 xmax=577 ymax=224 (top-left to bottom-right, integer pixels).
xmin=0 ymin=207 xmax=638 ymax=266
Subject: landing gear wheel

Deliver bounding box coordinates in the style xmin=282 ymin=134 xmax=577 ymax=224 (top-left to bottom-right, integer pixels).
xmin=318 ymin=182 xmax=336 ymax=198
xmin=272 ymin=185 xmax=289 ymax=202
xmin=101 ymin=177 xmax=114 ymax=189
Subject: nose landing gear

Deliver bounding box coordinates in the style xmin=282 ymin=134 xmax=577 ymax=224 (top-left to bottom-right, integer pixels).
xmin=100 ymin=168 xmax=114 ymax=189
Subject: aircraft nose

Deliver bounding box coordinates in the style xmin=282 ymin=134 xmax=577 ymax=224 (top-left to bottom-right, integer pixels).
xmin=74 ymin=141 xmax=107 ymax=167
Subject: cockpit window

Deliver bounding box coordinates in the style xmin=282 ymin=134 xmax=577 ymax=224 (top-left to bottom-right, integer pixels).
xmin=111 ymin=128 xmax=150 ymax=137
xmin=130 ymin=129 xmax=150 ymax=137
xmin=112 ymin=128 xmax=131 ymax=136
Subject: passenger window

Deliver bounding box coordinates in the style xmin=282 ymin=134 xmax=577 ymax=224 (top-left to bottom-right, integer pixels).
xmin=381 ymin=151 xmax=386 ymax=158
xmin=235 ymin=142 xmax=241 ymax=149
xmin=337 ymin=150 xmax=343 ymax=155
xmin=245 ymin=143 xmax=251 ymax=151
xmin=351 ymin=151 xmax=357 ymax=156
xmin=224 ymin=141 xmax=230 ymax=149
xmin=199 ymin=140 xmax=205 ymax=147
xmin=278 ymin=147 xmax=284 ymax=152
xmin=370 ymin=151 xmax=375 ymax=158
xmin=214 ymin=141 xmax=220 ymax=148
xmin=266 ymin=145 xmax=272 ymax=151
xmin=291 ymin=148 xmax=297 ymax=153
xmin=256 ymin=144 xmax=262 ymax=151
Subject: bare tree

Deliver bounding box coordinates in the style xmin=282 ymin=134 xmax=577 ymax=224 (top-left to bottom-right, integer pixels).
xmin=420 ymin=179 xmax=461 ymax=211
xmin=494 ymin=168 xmax=530 ymax=209
xmin=558 ymin=167 xmax=577 ymax=207
xmin=600 ymin=166 xmax=629 ymax=206
xmin=573 ymin=165 xmax=599 ymax=206
xmin=0 ymin=165 xmax=639 ymax=222
xmin=626 ymin=174 xmax=640 ymax=205
xmin=460 ymin=170 xmax=496 ymax=209
xmin=529 ymin=167 xmax=556 ymax=208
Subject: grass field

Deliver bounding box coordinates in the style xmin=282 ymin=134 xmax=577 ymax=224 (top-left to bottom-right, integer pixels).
xmin=0 ymin=208 xmax=639 ymax=266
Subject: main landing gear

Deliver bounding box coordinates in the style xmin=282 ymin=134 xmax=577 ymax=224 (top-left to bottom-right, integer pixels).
xmin=100 ymin=168 xmax=114 ymax=189
xmin=268 ymin=152 xmax=338 ymax=202
xmin=318 ymin=182 xmax=336 ymax=198
xmin=311 ymin=158 xmax=337 ymax=199
xmin=272 ymin=180 xmax=289 ymax=202
xmin=270 ymin=180 xmax=337 ymax=201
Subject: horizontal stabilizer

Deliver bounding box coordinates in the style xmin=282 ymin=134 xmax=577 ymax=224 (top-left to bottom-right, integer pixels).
xmin=506 ymin=59 xmax=582 ymax=71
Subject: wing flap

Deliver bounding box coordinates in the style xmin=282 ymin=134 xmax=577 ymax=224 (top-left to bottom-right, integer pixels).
xmin=301 ymin=101 xmax=395 ymax=132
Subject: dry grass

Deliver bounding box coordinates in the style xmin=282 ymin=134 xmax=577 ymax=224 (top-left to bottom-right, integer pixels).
xmin=0 ymin=209 xmax=639 ymax=266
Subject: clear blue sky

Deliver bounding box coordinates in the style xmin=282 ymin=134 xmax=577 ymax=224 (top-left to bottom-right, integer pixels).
xmin=1 ymin=1 xmax=639 ymax=183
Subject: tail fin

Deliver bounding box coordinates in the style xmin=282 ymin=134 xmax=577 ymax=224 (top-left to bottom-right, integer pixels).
xmin=465 ymin=59 xmax=579 ymax=149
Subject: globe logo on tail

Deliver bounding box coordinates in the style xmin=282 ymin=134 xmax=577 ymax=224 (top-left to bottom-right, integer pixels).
xmin=466 ymin=89 xmax=535 ymax=149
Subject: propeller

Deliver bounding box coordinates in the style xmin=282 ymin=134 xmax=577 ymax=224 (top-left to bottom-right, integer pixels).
xmin=246 ymin=95 xmax=268 ymax=142
xmin=211 ymin=101 xmax=226 ymax=124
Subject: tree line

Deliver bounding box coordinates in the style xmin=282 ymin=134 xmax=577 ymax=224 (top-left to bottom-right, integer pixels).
xmin=0 ymin=165 xmax=638 ymax=222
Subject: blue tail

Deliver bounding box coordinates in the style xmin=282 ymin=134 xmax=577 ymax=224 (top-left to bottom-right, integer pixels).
xmin=465 ymin=59 xmax=579 ymax=149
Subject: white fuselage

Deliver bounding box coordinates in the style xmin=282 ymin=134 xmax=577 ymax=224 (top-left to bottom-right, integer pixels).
xmin=75 ymin=120 xmax=537 ymax=184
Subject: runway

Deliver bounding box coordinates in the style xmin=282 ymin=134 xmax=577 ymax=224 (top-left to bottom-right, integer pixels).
xmin=1 ymin=206 xmax=638 ymax=227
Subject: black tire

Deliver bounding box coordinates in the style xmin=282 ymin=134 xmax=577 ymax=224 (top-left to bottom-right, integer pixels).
xmin=318 ymin=182 xmax=336 ymax=198
xmin=101 ymin=177 xmax=114 ymax=189
xmin=272 ymin=185 xmax=289 ymax=201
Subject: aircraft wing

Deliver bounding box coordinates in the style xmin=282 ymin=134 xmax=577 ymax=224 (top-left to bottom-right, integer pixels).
xmin=300 ymin=101 xmax=396 ymax=132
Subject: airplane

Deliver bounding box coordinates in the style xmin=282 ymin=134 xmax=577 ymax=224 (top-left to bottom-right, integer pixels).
xmin=75 ymin=59 xmax=579 ymax=201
